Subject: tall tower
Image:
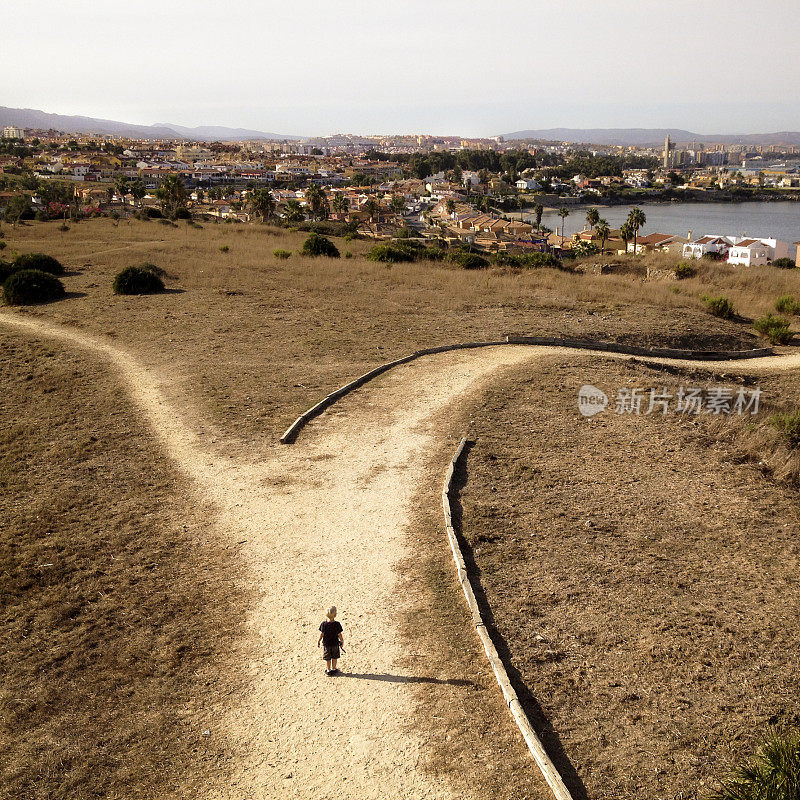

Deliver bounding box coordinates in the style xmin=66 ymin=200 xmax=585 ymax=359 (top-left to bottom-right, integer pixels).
xmin=663 ymin=134 xmax=671 ymax=169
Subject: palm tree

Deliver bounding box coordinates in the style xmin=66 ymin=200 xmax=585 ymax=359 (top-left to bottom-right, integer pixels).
xmin=558 ymin=206 xmax=570 ymax=243
xmin=284 ymin=199 xmax=305 ymax=222
xmin=534 ymin=203 xmax=544 ymax=231
xmin=248 ymin=188 xmax=276 ymax=222
xmin=445 ymin=198 xmax=456 ymax=217
xmin=595 ymin=219 xmax=610 ymax=254
xmin=626 ymin=207 xmax=646 ymax=254
xmin=304 ymin=185 xmax=327 ymax=221
xmin=129 ymin=178 xmax=145 ymax=208
xmin=155 ymin=174 xmax=188 ymax=219
xmin=332 ymin=193 xmax=349 ymax=218
xmin=619 ymin=221 xmax=633 ymax=253
xmin=114 ymin=176 xmax=129 ymax=205
xmin=390 ymin=194 xmax=406 ymax=217
xmin=585 ymin=207 xmax=600 ymax=231
xmin=363 ymin=197 xmax=379 ymax=221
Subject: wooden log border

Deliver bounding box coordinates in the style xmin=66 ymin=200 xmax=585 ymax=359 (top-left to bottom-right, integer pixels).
xmin=279 ymin=337 xmax=774 ymax=443
xmin=442 ymin=438 xmax=574 ymax=800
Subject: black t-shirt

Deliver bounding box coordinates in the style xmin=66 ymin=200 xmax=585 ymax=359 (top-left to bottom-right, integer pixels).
xmin=319 ymin=620 xmax=342 ymax=646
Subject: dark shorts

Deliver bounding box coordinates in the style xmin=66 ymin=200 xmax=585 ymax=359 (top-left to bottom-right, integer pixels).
xmin=323 ymin=644 xmax=340 ymax=661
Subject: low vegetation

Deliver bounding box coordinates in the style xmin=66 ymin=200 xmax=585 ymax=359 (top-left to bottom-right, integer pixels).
xmin=674 ymin=261 xmax=697 ymax=279
xmin=2 ymin=268 xmax=66 ymax=305
xmin=753 ymin=313 xmax=793 ymax=344
xmin=300 ymin=232 xmax=340 ymax=258
xmin=775 ymin=294 xmax=800 ymax=314
xmin=709 ymin=727 xmax=800 ymax=800
xmin=112 ymin=265 xmax=165 ymax=295
xmin=13 ymin=252 xmax=64 ymax=275
xmin=769 ymin=410 xmax=800 ymax=446
xmin=702 ymin=294 xmax=736 ymax=319
xmin=273 ymin=248 xmax=291 ymax=260
xmin=772 ymin=257 xmax=796 ymax=269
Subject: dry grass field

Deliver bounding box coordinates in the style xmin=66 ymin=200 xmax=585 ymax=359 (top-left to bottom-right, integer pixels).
xmin=3 ymin=218 xmax=800 ymax=798
xmin=454 ymin=356 xmax=800 ymax=800
xmin=4 ymin=218 xmax=795 ymax=453
xmin=0 ymin=330 xmax=246 ymax=800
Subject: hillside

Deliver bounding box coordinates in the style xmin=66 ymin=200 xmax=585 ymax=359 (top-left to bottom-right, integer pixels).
xmin=0 ymin=105 xmax=296 ymax=141
xmin=501 ymin=127 xmax=800 ymax=147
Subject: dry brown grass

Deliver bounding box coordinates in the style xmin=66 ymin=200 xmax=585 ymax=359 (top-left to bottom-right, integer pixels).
xmin=3 ymin=219 xmax=784 ymax=457
xmin=0 ymin=331 xmax=247 ymax=800
xmin=452 ymin=356 xmax=800 ymax=800
xmin=3 ymin=218 xmax=800 ymax=798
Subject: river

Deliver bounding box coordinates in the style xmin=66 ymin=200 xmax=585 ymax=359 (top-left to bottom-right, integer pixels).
xmin=524 ymin=201 xmax=800 ymax=243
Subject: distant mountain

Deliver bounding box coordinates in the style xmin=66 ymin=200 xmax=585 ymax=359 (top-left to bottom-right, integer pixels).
xmin=0 ymin=106 xmax=298 ymax=141
xmin=501 ymin=127 xmax=800 ymax=147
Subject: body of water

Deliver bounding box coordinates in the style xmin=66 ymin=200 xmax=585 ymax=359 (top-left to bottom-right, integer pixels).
xmin=524 ymin=201 xmax=800 ymax=243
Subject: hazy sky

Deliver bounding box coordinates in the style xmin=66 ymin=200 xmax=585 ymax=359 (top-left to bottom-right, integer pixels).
xmin=5 ymin=0 xmax=800 ymax=136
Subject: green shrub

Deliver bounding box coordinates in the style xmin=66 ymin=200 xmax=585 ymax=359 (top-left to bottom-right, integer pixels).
xmin=701 ymin=294 xmax=736 ymax=319
xmin=136 ymin=261 xmax=166 ymax=277
xmin=273 ymin=249 xmax=291 ymax=259
xmin=367 ymin=243 xmax=416 ymax=263
xmin=572 ymin=240 xmax=600 ymax=257
xmin=0 ymin=240 xmax=6 ymax=250
xmin=754 ymin=313 xmax=793 ymax=344
xmin=448 ymin=252 xmax=490 ymax=270
xmin=13 ymin=252 xmax=65 ymax=275
xmin=709 ymin=727 xmax=800 ymax=800
xmin=771 ymin=257 xmax=795 ymax=269
xmin=219 ymin=244 xmax=229 ymax=252
xmin=344 ymin=251 xmax=353 ymax=258
xmin=301 ymin=233 xmax=340 ymax=258
xmin=3 ymin=269 xmax=65 ymax=305
xmin=0 ymin=260 xmax=20 ymax=283
xmin=775 ymin=295 xmax=800 ymax=314
xmin=112 ymin=266 xmax=165 ymax=295
xmin=770 ymin=412 xmax=800 ymax=446
xmin=674 ymin=261 xmax=697 ymax=279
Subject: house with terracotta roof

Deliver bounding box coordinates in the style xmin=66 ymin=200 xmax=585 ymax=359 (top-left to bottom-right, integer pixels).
xmin=727 ymin=237 xmax=789 ymax=266
xmin=682 ymin=235 xmax=733 ymax=260
xmin=628 ymin=232 xmax=683 ymax=253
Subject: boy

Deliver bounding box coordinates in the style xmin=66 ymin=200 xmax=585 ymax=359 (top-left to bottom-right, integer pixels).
xmin=317 ymin=606 xmax=344 ymax=676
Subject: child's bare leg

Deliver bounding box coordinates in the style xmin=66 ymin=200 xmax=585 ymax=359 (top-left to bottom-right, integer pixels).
xmin=331 ymin=658 xmax=337 ymax=671
xmin=325 ymin=659 xmax=332 ymax=671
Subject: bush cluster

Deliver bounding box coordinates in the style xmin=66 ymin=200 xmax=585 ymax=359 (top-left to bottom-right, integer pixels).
xmin=491 ymin=251 xmax=560 ymax=269
xmin=13 ymin=252 xmax=65 ymax=275
xmin=674 ymin=261 xmax=697 ymax=279
xmin=753 ymin=313 xmax=793 ymax=344
xmin=301 ymin=233 xmax=340 ymax=258
xmin=771 ymin=257 xmax=795 ymax=269
xmin=775 ymin=295 xmax=800 ymax=315
xmin=273 ymin=249 xmax=291 ymax=260
xmin=3 ymin=269 xmax=65 ymax=305
xmin=448 ymin=251 xmax=490 ymax=269
xmin=701 ymin=294 xmax=736 ymax=319
xmin=113 ymin=265 xmax=165 ymax=295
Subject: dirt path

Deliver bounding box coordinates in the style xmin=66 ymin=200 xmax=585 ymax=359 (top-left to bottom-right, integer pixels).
xmin=5 ymin=310 xmax=800 ymax=800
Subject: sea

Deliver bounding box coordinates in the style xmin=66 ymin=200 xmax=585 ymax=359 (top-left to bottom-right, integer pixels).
xmin=524 ymin=201 xmax=800 ymax=243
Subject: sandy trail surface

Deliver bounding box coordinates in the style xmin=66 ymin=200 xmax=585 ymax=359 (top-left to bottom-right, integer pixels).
xmin=5 ymin=310 xmax=800 ymax=800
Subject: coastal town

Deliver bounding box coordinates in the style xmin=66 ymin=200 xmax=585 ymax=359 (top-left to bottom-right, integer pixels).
xmin=2 ymin=123 xmax=799 ymax=265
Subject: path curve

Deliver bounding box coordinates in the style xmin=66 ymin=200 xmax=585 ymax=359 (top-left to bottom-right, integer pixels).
xmin=5 ymin=310 xmax=800 ymax=800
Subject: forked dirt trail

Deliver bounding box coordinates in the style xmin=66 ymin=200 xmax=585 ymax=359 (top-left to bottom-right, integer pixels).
xmin=6 ymin=310 xmax=800 ymax=800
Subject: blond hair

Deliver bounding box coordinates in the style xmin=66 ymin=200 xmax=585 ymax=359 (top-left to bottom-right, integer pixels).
xmin=325 ymin=606 xmax=337 ymax=619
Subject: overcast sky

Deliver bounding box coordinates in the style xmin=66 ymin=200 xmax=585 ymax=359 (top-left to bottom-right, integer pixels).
xmin=5 ymin=0 xmax=799 ymax=136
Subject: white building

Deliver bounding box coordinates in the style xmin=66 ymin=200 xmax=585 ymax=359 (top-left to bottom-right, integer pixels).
xmin=727 ymin=237 xmax=790 ymax=266
xmin=516 ymin=178 xmax=541 ymax=191
xmin=2 ymin=125 xmax=24 ymax=139
xmin=682 ymin=235 xmax=733 ymax=260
